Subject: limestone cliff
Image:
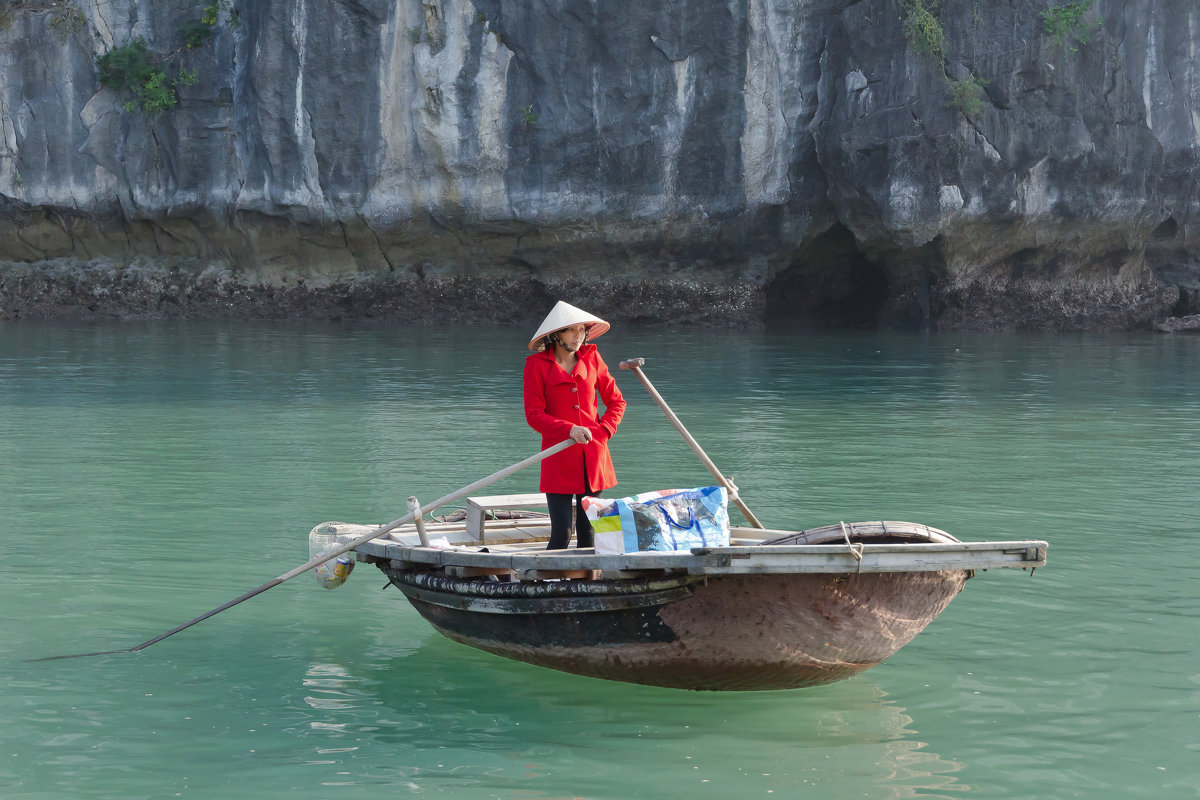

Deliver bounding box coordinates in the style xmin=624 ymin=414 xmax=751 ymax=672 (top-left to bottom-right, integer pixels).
xmin=0 ymin=0 xmax=1196 ymax=329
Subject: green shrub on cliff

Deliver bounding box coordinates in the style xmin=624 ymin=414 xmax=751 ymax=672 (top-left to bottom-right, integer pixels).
xmin=96 ymin=40 xmax=178 ymax=113
xmin=946 ymin=73 xmax=986 ymax=116
xmin=1042 ymin=0 xmax=1103 ymax=51
xmin=899 ymin=0 xmax=946 ymax=63
xmin=183 ymin=1 xmax=227 ymax=47
xmin=94 ymin=1 xmax=230 ymax=115
xmin=898 ymin=0 xmax=985 ymax=115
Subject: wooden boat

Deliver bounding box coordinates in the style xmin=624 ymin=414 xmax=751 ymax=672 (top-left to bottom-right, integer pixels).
xmin=307 ymin=363 xmax=1046 ymax=691
xmin=330 ymin=505 xmax=1047 ymax=691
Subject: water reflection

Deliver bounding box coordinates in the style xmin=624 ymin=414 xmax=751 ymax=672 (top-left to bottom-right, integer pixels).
xmin=292 ymin=635 xmax=969 ymax=798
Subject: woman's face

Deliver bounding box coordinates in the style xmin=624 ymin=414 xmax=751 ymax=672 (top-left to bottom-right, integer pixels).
xmin=557 ymin=323 xmax=588 ymax=351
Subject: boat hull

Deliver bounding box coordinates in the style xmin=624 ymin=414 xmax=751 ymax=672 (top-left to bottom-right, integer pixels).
xmin=383 ymin=566 xmax=968 ymax=691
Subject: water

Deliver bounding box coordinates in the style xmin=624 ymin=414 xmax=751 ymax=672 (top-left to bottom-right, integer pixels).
xmin=1 ymin=321 xmax=1197 ymax=799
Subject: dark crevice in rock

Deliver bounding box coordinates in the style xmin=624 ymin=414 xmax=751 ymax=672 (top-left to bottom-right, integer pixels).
xmin=1170 ymin=287 xmax=1198 ymax=317
xmin=1151 ymin=217 xmax=1178 ymax=241
xmin=764 ymin=223 xmax=888 ymax=330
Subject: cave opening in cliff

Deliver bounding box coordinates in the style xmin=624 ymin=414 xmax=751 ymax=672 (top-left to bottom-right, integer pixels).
xmin=765 ymin=224 xmax=888 ymax=329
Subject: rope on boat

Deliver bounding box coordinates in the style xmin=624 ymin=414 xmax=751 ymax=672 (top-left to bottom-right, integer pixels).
xmin=839 ymin=521 xmax=864 ymax=572
xmin=430 ymin=508 xmax=549 ymax=523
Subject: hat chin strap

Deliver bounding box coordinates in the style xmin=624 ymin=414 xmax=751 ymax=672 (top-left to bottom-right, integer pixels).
xmin=549 ymin=331 xmax=589 ymax=353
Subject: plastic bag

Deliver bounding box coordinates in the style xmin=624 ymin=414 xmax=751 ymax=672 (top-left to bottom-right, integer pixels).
xmin=583 ymin=489 xmax=677 ymax=554
xmin=585 ymin=487 xmax=730 ymax=553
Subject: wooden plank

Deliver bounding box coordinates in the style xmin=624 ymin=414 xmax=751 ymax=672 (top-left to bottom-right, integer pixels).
xmin=727 ymin=521 xmax=960 ymax=546
xmin=361 ymin=538 xmax=1045 ymax=560
xmin=383 ymin=521 xmax=550 ymax=548
xmin=444 ymin=565 xmax=516 ymax=578
xmin=702 ymin=542 xmax=1045 ymax=556
xmin=465 ymin=505 xmax=486 ymax=542
xmin=467 ymin=493 xmax=548 ymax=509
xmin=598 ymin=568 xmax=679 ymax=580
xmin=355 ymin=538 xmax=1047 ymax=575
xmin=728 ymin=526 xmax=803 ymax=539
xmin=693 ymin=549 xmax=1045 ymax=574
xmin=518 ymin=569 xmax=599 ymax=580
xmin=371 ymin=518 xmax=958 ymax=546
xmin=465 ymin=493 xmax=549 ymax=540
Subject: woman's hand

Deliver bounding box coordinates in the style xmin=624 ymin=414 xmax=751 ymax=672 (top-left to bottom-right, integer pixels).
xmin=569 ymin=425 xmax=593 ymax=444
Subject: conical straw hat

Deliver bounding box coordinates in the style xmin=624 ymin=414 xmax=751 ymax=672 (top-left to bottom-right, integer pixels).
xmin=528 ymin=301 xmax=611 ymax=351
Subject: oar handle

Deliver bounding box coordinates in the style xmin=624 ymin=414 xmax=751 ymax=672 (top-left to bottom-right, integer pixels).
xmin=619 ymin=357 xmax=765 ymax=529
xmin=273 ymin=438 xmax=577 ymax=587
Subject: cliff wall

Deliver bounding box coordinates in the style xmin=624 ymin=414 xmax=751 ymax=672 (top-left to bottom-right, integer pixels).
xmin=1 ymin=0 xmax=1197 ymax=329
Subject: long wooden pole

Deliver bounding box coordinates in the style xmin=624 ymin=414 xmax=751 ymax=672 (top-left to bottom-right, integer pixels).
xmin=619 ymin=358 xmax=765 ymax=529
xmin=30 ymin=439 xmax=576 ymax=662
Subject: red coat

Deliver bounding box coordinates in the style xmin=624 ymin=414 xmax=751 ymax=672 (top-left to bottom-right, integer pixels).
xmin=523 ymin=344 xmax=626 ymax=494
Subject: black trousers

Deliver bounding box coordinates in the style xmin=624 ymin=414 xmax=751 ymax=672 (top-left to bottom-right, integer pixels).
xmin=545 ymin=489 xmax=596 ymax=550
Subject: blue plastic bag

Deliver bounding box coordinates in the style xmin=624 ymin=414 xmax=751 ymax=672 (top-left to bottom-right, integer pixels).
xmin=613 ymin=486 xmax=730 ymax=552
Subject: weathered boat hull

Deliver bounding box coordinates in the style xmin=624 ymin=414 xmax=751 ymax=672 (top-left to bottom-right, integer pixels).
xmin=382 ymin=565 xmax=969 ymax=691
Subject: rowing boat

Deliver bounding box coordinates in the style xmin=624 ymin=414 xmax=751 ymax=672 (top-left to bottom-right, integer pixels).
xmin=323 ymin=512 xmax=1046 ymax=691
xmin=309 ymin=359 xmax=1045 ymax=691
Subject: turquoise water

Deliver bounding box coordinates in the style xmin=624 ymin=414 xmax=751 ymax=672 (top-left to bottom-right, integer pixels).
xmin=1 ymin=322 xmax=1197 ymax=799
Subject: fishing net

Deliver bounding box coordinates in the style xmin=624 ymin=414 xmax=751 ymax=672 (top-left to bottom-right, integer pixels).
xmin=308 ymin=509 xmax=550 ymax=589
xmin=308 ymin=521 xmax=375 ymax=589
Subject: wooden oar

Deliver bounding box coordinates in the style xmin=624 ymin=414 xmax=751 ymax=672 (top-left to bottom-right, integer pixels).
xmin=619 ymin=357 xmax=765 ymax=529
xmin=30 ymin=438 xmax=576 ymax=662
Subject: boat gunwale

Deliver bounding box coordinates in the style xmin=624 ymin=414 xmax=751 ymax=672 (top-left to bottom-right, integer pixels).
xmin=355 ymin=538 xmax=1048 ymax=575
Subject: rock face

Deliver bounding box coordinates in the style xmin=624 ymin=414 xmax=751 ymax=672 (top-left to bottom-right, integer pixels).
xmin=1155 ymin=313 xmax=1200 ymax=333
xmin=0 ymin=0 xmax=1197 ymax=329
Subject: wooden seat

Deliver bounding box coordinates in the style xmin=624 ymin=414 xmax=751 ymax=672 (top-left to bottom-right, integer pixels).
xmin=466 ymin=493 xmax=547 ymax=541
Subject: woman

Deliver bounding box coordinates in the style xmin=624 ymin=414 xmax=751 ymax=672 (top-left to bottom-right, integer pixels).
xmin=523 ymin=300 xmax=626 ymax=550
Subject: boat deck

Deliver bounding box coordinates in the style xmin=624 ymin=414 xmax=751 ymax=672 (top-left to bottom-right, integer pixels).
xmin=348 ymin=514 xmax=1048 ymax=579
